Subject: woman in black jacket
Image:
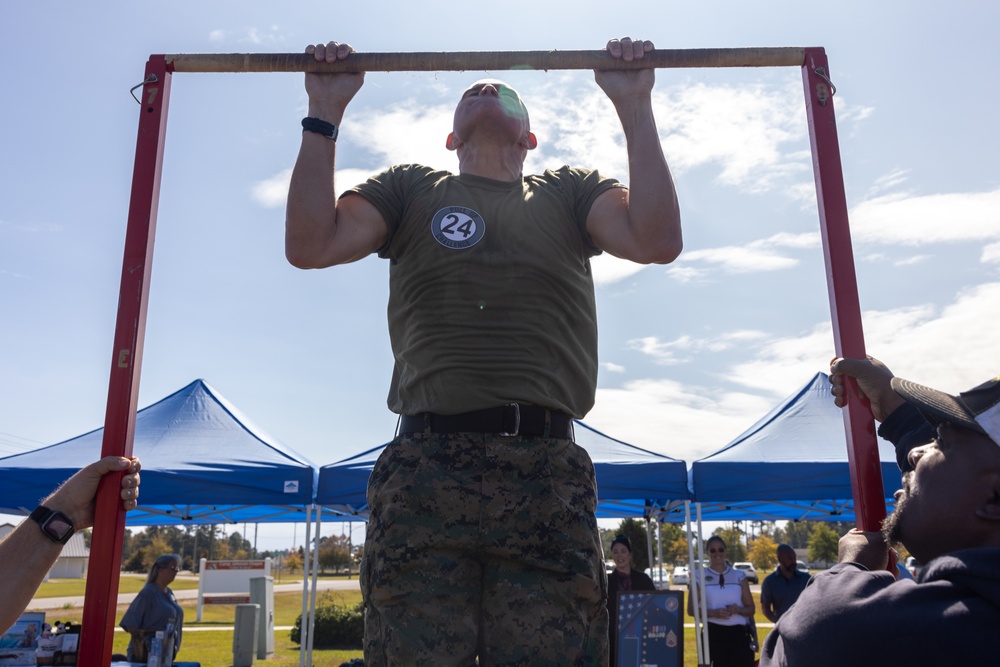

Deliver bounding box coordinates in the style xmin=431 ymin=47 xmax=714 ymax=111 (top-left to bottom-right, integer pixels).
xmin=607 ymin=535 xmax=656 ymax=665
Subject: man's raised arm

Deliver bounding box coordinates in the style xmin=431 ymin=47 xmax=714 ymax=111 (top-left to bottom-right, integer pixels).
xmin=285 ymin=41 xmax=387 ymax=269
xmin=587 ymin=37 xmax=682 ymax=265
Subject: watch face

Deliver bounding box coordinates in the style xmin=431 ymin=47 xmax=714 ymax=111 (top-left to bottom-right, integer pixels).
xmin=44 ymin=513 xmax=74 ymax=541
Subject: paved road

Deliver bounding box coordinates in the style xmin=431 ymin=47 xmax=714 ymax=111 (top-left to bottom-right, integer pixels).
xmin=28 ymin=577 xmax=361 ymax=612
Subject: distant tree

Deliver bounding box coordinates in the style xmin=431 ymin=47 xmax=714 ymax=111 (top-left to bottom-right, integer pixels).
xmin=664 ymin=535 xmax=689 ymax=566
xmin=141 ymin=534 xmax=174 ymax=571
xmin=285 ymin=551 xmax=304 ymax=574
xmin=713 ymin=524 xmax=747 ymax=563
xmin=317 ymin=535 xmax=352 ymax=572
xmin=748 ymin=534 xmax=779 ymax=573
xmin=808 ymin=523 xmax=839 ymax=566
xmin=227 ymin=531 xmax=252 ymax=559
xmin=657 ymin=524 xmax=684 ymax=561
xmin=781 ymin=521 xmax=813 ymax=549
xmin=214 ymin=541 xmax=233 ymax=560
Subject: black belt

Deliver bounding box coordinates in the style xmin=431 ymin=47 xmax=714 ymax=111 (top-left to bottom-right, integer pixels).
xmin=399 ymin=403 xmax=574 ymax=439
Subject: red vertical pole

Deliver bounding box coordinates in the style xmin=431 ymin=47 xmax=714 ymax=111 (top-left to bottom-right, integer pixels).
xmin=801 ymin=49 xmax=886 ymax=531
xmin=79 ymin=55 xmax=171 ymax=666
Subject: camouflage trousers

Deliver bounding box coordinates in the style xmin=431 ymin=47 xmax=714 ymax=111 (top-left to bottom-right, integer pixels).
xmin=360 ymin=431 xmax=609 ymax=666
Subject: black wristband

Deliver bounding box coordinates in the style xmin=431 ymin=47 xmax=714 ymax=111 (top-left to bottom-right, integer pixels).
xmin=301 ymin=117 xmax=338 ymax=141
xmin=30 ymin=505 xmax=75 ymax=544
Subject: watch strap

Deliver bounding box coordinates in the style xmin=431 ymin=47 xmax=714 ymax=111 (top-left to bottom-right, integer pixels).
xmin=301 ymin=117 xmax=338 ymax=141
xmin=30 ymin=505 xmax=75 ymax=545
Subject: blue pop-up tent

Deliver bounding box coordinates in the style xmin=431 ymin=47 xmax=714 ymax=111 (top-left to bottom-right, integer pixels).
xmin=0 ymin=379 xmax=320 ymax=525
xmin=317 ymin=419 xmax=691 ymax=519
xmin=683 ymin=372 xmax=903 ymax=522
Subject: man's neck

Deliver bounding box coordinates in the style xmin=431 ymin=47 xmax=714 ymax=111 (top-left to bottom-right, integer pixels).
xmin=456 ymin=144 xmax=525 ymax=182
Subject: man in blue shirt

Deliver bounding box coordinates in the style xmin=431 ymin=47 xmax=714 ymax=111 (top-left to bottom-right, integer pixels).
xmin=760 ymin=543 xmax=810 ymax=622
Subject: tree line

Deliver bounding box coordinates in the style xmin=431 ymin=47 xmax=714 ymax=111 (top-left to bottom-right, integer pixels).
xmin=108 ymin=525 xmax=360 ymax=575
xmin=600 ymin=518 xmax=868 ymax=573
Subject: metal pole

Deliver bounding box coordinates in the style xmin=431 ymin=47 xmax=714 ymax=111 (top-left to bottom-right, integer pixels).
xmin=801 ymin=48 xmax=886 ymax=532
xmin=685 ymin=502 xmax=706 ymax=667
xmin=696 ymin=503 xmax=711 ymax=667
xmin=78 ymin=55 xmax=171 ymax=667
xmin=162 ymin=47 xmax=808 ymax=74
xmin=298 ymin=509 xmax=312 ymax=667
xmin=307 ymin=509 xmax=322 ymax=666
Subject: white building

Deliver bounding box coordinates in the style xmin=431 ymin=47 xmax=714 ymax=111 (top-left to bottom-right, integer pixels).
xmin=0 ymin=522 xmax=89 ymax=579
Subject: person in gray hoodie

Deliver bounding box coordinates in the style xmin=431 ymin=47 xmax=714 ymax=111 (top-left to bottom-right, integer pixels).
xmin=761 ymin=357 xmax=1000 ymax=666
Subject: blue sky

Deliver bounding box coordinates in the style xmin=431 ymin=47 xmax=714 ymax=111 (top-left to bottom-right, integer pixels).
xmin=2 ymin=1 xmax=998 ymax=549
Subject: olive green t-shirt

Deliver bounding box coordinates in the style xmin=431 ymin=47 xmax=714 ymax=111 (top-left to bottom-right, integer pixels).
xmin=346 ymin=164 xmax=623 ymax=418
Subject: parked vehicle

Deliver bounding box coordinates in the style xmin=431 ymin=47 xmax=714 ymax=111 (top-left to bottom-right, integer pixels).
xmin=645 ymin=567 xmax=672 ymax=589
xmin=671 ymin=565 xmax=689 ymax=586
xmin=796 ymin=560 xmax=810 ymax=574
xmin=905 ymin=556 xmax=922 ymax=578
xmin=734 ymin=562 xmax=758 ymax=584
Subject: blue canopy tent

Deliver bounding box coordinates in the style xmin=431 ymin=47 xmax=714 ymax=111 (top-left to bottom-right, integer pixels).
xmin=0 ymin=379 xmax=322 ymax=525
xmin=317 ymin=419 xmax=691 ymax=519
xmin=683 ymin=372 xmax=903 ymax=523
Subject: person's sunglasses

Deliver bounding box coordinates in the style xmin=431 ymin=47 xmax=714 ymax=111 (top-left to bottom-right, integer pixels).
xmin=708 ymin=548 xmax=725 ymax=553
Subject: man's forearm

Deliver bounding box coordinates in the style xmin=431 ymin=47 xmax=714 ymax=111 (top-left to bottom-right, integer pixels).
xmin=0 ymin=522 xmax=63 ymax=633
xmin=285 ymin=134 xmax=340 ymax=268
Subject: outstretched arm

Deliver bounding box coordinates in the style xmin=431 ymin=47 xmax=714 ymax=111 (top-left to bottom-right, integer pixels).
xmin=587 ymin=37 xmax=682 ymax=265
xmin=285 ymin=41 xmax=388 ymax=269
xmin=0 ymin=456 xmax=141 ymax=633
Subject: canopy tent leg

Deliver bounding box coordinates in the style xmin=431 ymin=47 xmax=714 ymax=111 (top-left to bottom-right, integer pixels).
xmin=307 ymin=508 xmax=322 ymax=665
xmin=656 ymin=518 xmax=664 ymax=587
xmin=299 ymin=509 xmax=313 ymax=667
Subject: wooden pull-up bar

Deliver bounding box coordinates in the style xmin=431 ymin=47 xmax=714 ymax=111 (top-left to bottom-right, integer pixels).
xmin=163 ymin=47 xmax=809 ymax=74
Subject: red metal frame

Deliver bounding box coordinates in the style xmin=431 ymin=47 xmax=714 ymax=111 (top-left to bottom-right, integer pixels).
xmin=79 ymin=55 xmax=171 ymax=666
xmin=801 ymin=48 xmax=885 ymax=531
xmin=80 ymin=48 xmax=884 ymax=663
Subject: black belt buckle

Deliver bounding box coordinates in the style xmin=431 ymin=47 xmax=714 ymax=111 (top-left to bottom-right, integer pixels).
xmin=500 ymin=403 xmax=521 ymax=437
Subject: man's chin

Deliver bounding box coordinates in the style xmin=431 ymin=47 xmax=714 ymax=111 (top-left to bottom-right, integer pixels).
xmin=882 ymin=496 xmax=907 ymax=549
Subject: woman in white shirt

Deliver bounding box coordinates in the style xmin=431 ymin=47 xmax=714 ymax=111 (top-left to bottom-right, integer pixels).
xmin=687 ymin=535 xmax=756 ymax=667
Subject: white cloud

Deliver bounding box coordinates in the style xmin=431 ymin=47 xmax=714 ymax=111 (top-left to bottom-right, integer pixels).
xmin=867 ymin=168 xmax=910 ymax=196
xmin=982 ymin=242 xmax=1000 ymax=264
xmin=589 ymin=378 xmax=775 ymax=460
xmin=590 ymin=281 xmax=1000 ymax=459
xmin=208 ymin=29 xmax=225 ymax=42
xmin=602 ymin=362 xmax=626 ymax=373
xmin=850 ymin=188 xmax=1000 ymax=246
xmin=259 ymin=76 xmax=827 ymax=228
xmin=892 ymin=254 xmax=930 ymax=267
xmin=856 ymin=282 xmax=1000 ymax=392
xmin=628 ymin=330 xmax=769 ymax=366
xmin=350 ymin=103 xmax=455 ymax=169
xmin=665 ymin=265 xmax=708 ymax=283
xmin=654 ymin=82 xmax=812 ymax=195
xmin=0 ymin=218 xmax=59 ymax=234
xmin=666 ymin=231 xmax=819 ymax=279
xmin=251 ymin=169 xmax=291 ymax=208
xmin=251 ymin=167 xmax=388 ymax=209
xmin=591 ymin=254 xmax=648 ymax=286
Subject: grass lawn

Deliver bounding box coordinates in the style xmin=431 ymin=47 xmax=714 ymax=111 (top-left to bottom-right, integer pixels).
xmin=30 ymin=586 xmax=768 ymax=666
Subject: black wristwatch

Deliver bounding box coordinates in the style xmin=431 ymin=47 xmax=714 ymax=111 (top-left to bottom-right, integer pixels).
xmin=30 ymin=506 xmax=75 ymax=545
